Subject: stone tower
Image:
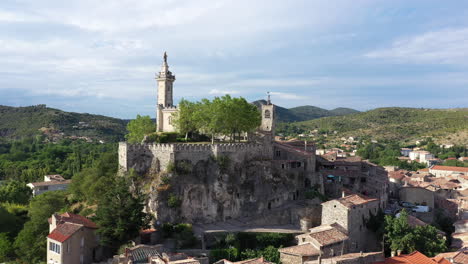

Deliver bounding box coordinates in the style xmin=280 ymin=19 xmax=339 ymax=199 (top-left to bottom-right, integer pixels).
xmin=260 ymin=92 xmax=275 ymax=138
xmin=156 ymin=52 xmax=178 ymax=132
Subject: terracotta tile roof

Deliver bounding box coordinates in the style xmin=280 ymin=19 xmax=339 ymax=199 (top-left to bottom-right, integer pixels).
xmin=431 ymin=166 xmax=468 ymax=173
xmin=278 ymin=243 xmax=320 ymax=256
xmin=431 ymin=256 xmax=451 ymax=264
xmin=389 ymin=171 xmax=407 ymax=180
xmin=55 ymin=212 xmax=97 ymax=229
xmin=332 ymin=193 xmax=378 ymax=208
xmin=452 ymin=250 xmax=468 ymax=264
xmin=374 ymin=251 xmax=437 ymax=264
xmin=274 ymin=142 xmax=313 ymax=157
xmin=308 ymin=223 xmax=348 ymax=246
xmin=47 ymin=222 xmax=82 ymax=242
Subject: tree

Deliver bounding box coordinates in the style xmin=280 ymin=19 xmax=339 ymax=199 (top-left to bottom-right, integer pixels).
xmin=0 ymin=180 xmax=31 ymax=204
xmin=125 ymin=115 xmax=155 ymax=143
xmin=172 ymin=99 xmax=197 ymax=141
xmin=14 ymin=191 xmax=68 ymax=263
xmin=0 ymin=233 xmax=13 ymax=262
xmin=95 ymin=177 xmax=150 ymax=251
xmin=384 ymin=210 xmax=446 ymax=257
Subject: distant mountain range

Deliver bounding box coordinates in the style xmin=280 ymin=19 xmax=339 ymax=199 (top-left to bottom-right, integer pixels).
xmin=0 ymin=105 xmax=127 ymax=142
xmin=278 ymin=107 xmax=468 ymax=144
xmin=252 ymin=100 xmax=360 ymax=122
xmin=1 ymin=104 xmax=466 ymax=144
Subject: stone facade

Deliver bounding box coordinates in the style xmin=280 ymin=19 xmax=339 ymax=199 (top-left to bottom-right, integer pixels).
xmin=321 ymin=194 xmax=380 ymax=252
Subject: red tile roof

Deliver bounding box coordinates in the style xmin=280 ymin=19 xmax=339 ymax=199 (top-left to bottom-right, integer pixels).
xmin=431 ymin=166 xmax=468 ymax=173
xmin=47 ymin=222 xmax=82 ymax=242
xmin=278 ymin=243 xmax=320 ymax=256
xmin=333 ymin=193 xmax=378 ymax=208
xmin=56 ymin=212 xmax=97 ymax=229
xmin=374 ymin=251 xmax=437 ymax=264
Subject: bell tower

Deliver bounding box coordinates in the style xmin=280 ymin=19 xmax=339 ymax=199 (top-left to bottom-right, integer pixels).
xmin=260 ymin=92 xmax=275 ymax=137
xmin=156 ymin=52 xmax=175 ymax=107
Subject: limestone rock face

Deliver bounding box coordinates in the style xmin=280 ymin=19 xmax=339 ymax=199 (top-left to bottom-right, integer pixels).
xmin=147 ymin=157 xmax=305 ymax=224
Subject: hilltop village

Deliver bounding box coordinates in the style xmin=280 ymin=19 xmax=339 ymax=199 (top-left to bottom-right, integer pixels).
xmin=6 ymin=54 xmax=465 ymax=264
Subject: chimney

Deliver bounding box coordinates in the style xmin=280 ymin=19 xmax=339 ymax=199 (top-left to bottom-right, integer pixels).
xmin=397 ymin=250 xmax=402 ymax=256
xmin=391 ymin=251 xmax=395 ymax=257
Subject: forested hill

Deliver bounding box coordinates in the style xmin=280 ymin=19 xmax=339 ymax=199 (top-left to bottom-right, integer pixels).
xmin=278 ymin=107 xmax=468 ymax=144
xmin=0 ymin=105 xmax=127 ymax=142
xmin=252 ymin=100 xmax=359 ymax=122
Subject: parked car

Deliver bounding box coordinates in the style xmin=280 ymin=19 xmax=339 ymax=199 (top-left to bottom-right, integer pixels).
xmin=412 ymin=205 xmax=429 ymax=213
xmin=399 ymin=201 xmax=416 ymax=208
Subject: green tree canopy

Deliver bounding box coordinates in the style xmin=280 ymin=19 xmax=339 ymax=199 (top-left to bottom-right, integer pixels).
xmin=95 ymin=177 xmax=150 ymax=252
xmin=125 ymin=115 xmax=155 ymax=143
xmin=173 ymin=95 xmax=261 ymax=143
xmin=0 ymin=180 xmax=31 ymax=204
xmin=14 ymin=191 xmax=68 ymax=263
xmin=384 ymin=210 xmax=447 ymax=257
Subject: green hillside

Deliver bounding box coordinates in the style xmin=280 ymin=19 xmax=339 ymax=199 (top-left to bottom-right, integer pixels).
xmin=0 ymin=104 xmax=127 ymax=142
xmin=252 ymin=100 xmax=360 ymax=122
xmin=278 ymin=107 xmax=468 ymax=144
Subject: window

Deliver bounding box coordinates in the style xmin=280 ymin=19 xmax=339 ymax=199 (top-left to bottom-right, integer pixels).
xmin=275 ymin=150 xmax=281 ymax=157
xmin=168 ymin=116 xmax=173 ymax=125
xmin=49 ymin=242 xmax=61 ymax=254
xmin=302 ymin=238 xmax=306 ymax=242
xmin=264 ymin=110 xmax=271 ymax=119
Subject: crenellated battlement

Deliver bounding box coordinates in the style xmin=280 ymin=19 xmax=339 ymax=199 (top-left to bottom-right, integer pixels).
xmin=119 ymin=141 xmax=269 ymax=174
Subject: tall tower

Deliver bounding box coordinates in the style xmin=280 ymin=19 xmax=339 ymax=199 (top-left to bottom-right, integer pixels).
xmin=156 ymin=52 xmax=178 ymax=132
xmin=156 ymin=52 xmax=175 ymax=107
xmin=260 ymin=92 xmax=275 ymax=137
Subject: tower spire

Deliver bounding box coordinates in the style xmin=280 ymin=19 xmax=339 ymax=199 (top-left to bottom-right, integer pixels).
xmin=267 ymin=91 xmax=271 ymax=105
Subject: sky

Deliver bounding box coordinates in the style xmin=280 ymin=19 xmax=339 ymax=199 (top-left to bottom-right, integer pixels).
xmin=1 ymin=0 xmax=468 ymax=119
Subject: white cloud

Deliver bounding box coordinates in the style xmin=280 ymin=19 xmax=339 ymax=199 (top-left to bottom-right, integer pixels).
xmin=208 ymin=89 xmax=240 ymax=95
xmin=365 ymin=27 xmax=468 ymax=64
xmin=269 ymin=92 xmax=304 ymax=100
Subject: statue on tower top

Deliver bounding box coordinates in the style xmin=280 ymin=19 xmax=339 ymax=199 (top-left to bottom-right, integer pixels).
xmin=267 ymin=91 xmax=271 ymax=105
xmin=163 ymin=52 xmax=167 ymax=64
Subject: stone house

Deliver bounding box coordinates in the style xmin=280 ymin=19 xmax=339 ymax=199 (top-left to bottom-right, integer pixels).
xmin=278 ymin=243 xmax=321 ymax=264
xmin=214 ymin=257 xmax=272 ymax=264
xmin=296 ymin=223 xmax=349 ymax=257
xmin=114 ymin=244 xmax=208 ymax=264
xmin=429 ymin=165 xmax=468 ymax=178
xmin=318 ymin=157 xmax=388 ymax=208
xmin=321 ymin=193 xmax=380 ymax=252
xmin=27 ymin=174 xmax=71 ymax=196
xmin=47 ymin=212 xmax=99 ymax=264
xmin=399 ymin=186 xmax=435 ymax=208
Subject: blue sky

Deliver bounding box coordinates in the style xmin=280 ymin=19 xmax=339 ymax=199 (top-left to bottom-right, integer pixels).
xmin=1 ymin=0 xmax=468 ymax=118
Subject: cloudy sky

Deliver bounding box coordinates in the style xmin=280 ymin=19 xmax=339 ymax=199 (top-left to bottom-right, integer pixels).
xmin=1 ymin=0 xmax=468 ymax=118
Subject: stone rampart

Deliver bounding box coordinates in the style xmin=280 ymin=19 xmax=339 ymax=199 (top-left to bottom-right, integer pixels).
xmin=119 ymin=142 xmax=268 ymax=175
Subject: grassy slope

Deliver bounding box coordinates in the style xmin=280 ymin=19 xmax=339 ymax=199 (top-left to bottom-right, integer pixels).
xmin=0 ymin=105 xmax=127 ymax=142
xmin=287 ymin=107 xmax=468 ymax=143
xmin=252 ymin=100 xmax=360 ymax=122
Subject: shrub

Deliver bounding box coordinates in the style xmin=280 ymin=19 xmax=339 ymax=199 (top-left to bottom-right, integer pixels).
xmin=160 ymin=175 xmax=171 ymax=185
xmin=168 ymin=194 xmax=181 ymax=208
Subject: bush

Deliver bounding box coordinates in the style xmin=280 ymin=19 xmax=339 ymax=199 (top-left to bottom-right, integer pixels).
xmin=168 ymin=194 xmax=182 ymax=208
xmin=161 ymin=223 xmax=197 ymax=249
xmin=145 ymin=132 xmax=179 ymax=143
xmin=214 ymin=155 xmax=230 ymax=172
xmin=211 ymin=247 xmax=239 ymax=262
xmin=160 ymin=175 xmax=171 ymax=185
